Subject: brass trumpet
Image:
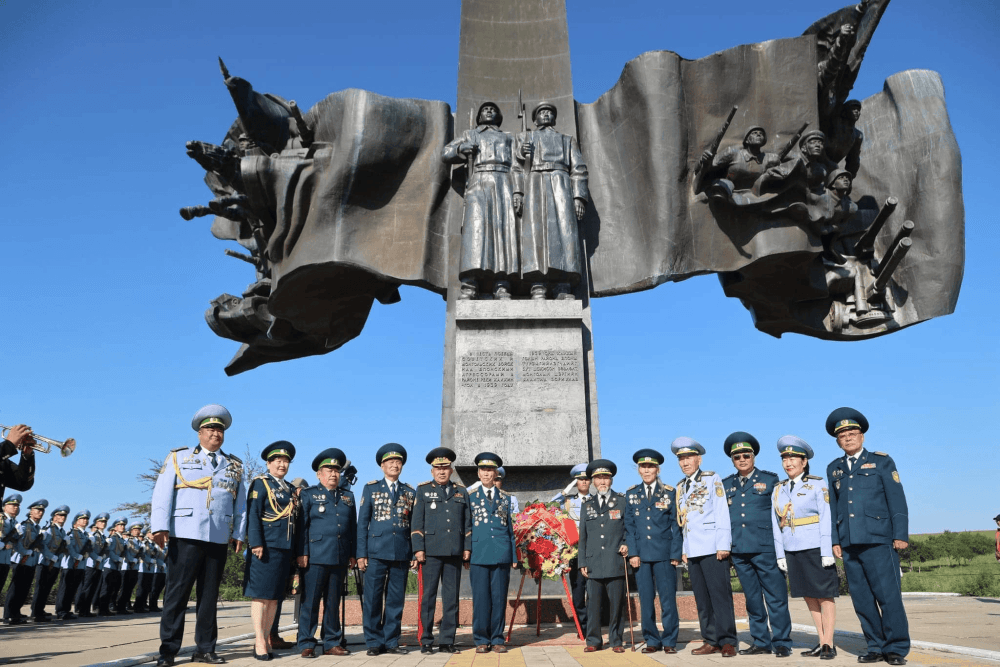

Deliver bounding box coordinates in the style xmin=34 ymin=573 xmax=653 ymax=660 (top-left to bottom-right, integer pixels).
xmin=0 ymin=424 xmax=76 ymax=457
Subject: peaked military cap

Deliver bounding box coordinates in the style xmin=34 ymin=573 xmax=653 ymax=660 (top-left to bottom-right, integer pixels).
xmin=262 ymin=440 xmax=295 ymax=462
xmin=191 ymin=404 xmax=232 ymax=431
xmin=671 ymin=437 xmax=705 ymax=457
xmin=94 ymin=512 xmax=110 ymax=523
xmin=633 ymin=448 xmax=665 ymax=465
xmin=586 ymin=459 xmax=617 ymax=478
xmin=570 ymin=463 xmax=589 ymax=479
xmin=777 ymin=435 xmax=814 ymax=459
xmin=532 ymin=101 xmax=557 ymax=122
xmin=51 ymin=505 xmax=70 ymax=517
xmin=994 ymin=514 xmax=1000 ymax=522
xmin=426 ymin=447 xmax=457 ymax=467
xmin=724 ymin=431 xmax=760 ymax=457
xmin=496 ymin=466 xmax=506 ymax=479
xmin=73 ymin=509 xmax=92 ymax=521
xmin=476 ymin=101 xmax=503 ymax=126
xmin=475 ymin=451 xmax=502 ymax=468
xmin=312 ymin=447 xmax=346 ymax=471
xmin=112 ymin=517 xmax=127 ymax=527
xmin=799 ymin=129 xmax=827 ymax=147
xmin=3 ymin=493 xmax=22 ymax=506
xmin=128 ymin=521 xmax=143 ymax=531
xmin=376 ymin=443 xmax=407 ymax=465
xmin=826 ymin=407 xmax=869 ymax=436
xmin=28 ymin=498 xmax=48 ymax=510
xmin=743 ymin=125 xmax=767 ymax=145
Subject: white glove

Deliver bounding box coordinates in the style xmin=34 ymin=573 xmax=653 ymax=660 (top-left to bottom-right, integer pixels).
xmin=822 ymin=556 xmax=836 ymax=568
xmin=776 ymin=558 xmax=787 ymax=572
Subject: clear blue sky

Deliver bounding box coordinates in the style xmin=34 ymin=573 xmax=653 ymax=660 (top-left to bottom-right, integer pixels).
xmin=1 ymin=0 xmax=995 ymax=533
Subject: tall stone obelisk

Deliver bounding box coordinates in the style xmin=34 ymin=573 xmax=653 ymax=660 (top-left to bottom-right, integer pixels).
xmin=440 ymin=0 xmax=600 ymax=503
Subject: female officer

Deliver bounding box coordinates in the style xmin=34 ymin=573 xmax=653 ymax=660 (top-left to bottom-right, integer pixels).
xmin=245 ymin=441 xmax=297 ymax=661
xmin=773 ymin=435 xmax=839 ymax=660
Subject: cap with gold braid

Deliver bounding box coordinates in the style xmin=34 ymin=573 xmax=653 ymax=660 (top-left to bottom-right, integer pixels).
xmin=425 ymin=447 xmax=457 ymax=467
xmin=3 ymin=493 xmax=22 ymax=506
xmin=777 ymin=435 xmax=814 ymax=459
xmin=475 ymin=451 xmax=502 ymax=468
xmin=586 ymin=458 xmax=617 ymax=478
xmin=375 ymin=443 xmax=407 ymax=465
xmin=632 ymin=448 xmax=664 ymax=466
xmin=826 ymin=407 xmax=869 ymax=436
xmin=570 ymin=463 xmax=589 ymax=479
xmin=312 ymin=447 xmax=346 ymax=471
xmin=190 ymin=404 xmax=232 ymax=432
xmin=671 ymin=436 xmax=706 ymax=457
xmin=260 ymin=440 xmax=296 ymax=462
xmin=723 ymin=431 xmax=760 ymax=457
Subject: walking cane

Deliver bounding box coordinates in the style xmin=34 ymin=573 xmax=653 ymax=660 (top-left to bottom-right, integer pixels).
xmin=622 ymin=555 xmax=636 ymax=651
xmin=505 ymin=568 xmax=528 ymax=643
xmin=417 ymin=562 xmax=424 ymax=641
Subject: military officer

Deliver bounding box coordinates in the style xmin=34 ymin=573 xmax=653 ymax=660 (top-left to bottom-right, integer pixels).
xmin=55 ymin=508 xmax=91 ymax=620
xmin=151 ymin=404 xmax=248 ymax=666
xmin=468 ymin=452 xmax=518 ymax=653
xmin=33 ymin=504 xmax=69 ymax=622
xmin=578 ymin=459 xmax=628 ymax=653
xmin=133 ymin=526 xmax=157 ymax=613
xmin=411 ymin=447 xmax=471 ymax=654
xmin=76 ymin=511 xmax=109 ymax=617
xmin=117 ymin=521 xmax=144 ymax=614
xmin=624 ymin=449 xmax=682 ymax=654
xmin=494 ymin=468 xmax=519 ymax=514
xmin=1 ymin=494 xmax=22 ymax=604
xmin=149 ymin=532 xmax=167 ymax=612
xmin=357 ymin=443 xmax=416 ymax=656
xmin=550 ymin=463 xmax=591 ymax=632
xmin=826 ymin=408 xmax=910 ymax=666
xmin=673 ymin=437 xmax=738 ymax=657
xmin=4 ymin=497 xmax=44 ymax=624
xmin=296 ymin=448 xmax=357 ymax=658
xmin=721 ymin=432 xmax=792 ymax=657
xmin=98 ymin=517 xmax=127 ymax=616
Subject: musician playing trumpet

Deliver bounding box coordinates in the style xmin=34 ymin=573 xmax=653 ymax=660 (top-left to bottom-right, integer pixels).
xmin=0 ymin=424 xmax=36 ymax=502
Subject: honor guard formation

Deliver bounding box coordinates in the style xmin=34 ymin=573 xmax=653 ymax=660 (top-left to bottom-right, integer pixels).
xmin=1 ymin=404 xmax=913 ymax=665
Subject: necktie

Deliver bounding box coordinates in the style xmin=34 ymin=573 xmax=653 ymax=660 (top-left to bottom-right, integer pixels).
xmin=487 ymin=488 xmax=493 ymax=503
xmin=848 ymin=456 xmax=857 ymax=470
xmin=789 ymin=481 xmax=795 ymax=493
xmin=740 ymin=476 xmax=747 ymax=488
xmin=645 ymin=485 xmax=652 ymax=499
xmin=685 ymin=479 xmax=691 ymax=493
xmin=209 ymin=452 xmax=217 ymax=467
xmin=599 ymin=495 xmax=605 ymax=509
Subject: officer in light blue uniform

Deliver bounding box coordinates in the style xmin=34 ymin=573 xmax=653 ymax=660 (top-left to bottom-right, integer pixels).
xmin=550 ymin=463 xmax=591 ymax=632
xmin=99 ymin=517 xmax=128 ymax=616
xmin=357 ymin=443 xmax=416 ymax=656
xmin=673 ymin=437 xmax=738 ymax=656
xmin=721 ymin=432 xmax=791 ymax=657
xmin=495 ymin=467 xmax=519 ymax=514
xmin=134 ymin=526 xmax=157 ymax=612
xmin=56 ymin=508 xmax=91 ymax=619
xmin=1 ymin=494 xmax=22 ymax=593
xmin=117 ymin=521 xmax=144 ymax=614
xmin=149 ymin=532 xmax=167 ymax=612
xmin=624 ymin=449 xmax=682 ymax=653
xmin=77 ymin=511 xmax=109 ymax=616
xmin=151 ymin=404 xmax=248 ymax=666
xmin=32 ymin=503 xmax=68 ymax=621
xmin=4 ymin=496 xmax=44 ymax=624
xmin=468 ymin=452 xmax=518 ymax=653
xmin=825 ymin=407 xmax=910 ymax=666
xmin=297 ymin=448 xmax=357 ymax=657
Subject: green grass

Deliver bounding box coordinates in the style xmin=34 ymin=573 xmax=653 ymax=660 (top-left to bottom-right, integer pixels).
xmin=900 ymin=554 xmax=1000 ymax=596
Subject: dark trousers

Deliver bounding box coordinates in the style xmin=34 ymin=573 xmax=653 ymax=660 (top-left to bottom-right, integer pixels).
xmin=419 ymin=556 xmax=462 ymax=646
xmin=158 ymin=538 xmax=228 ymax=657
xmin=32 ymin=563 xmax=60 ymax=617
xmin=117 ymin=569 xmax=139 ymax=611
xmin=98 ymin=568 xmax=121 ymax=614
xmin=636 ymin=560 xmax=678 ymax=648
xmin=76 ymin=566 xmax=102 ymax=613
xmin=688 ymin=554 xmax=738 ymax=648
xmin=55 ymin=567 xmax=85 ymax=615
xmin=842 ymin=543 xmax=910 ymax=657
xmin=731 ymin=551 xmax=792 ymax=650
xmin=0 ymin=563 xmax=9 ymax=602
xmin=470 ymin=563 xmax=511 ymax=647
xmin=4 ymin=563 xmax=35 ymax=620
xmin=134 ymin=572 xmax=153 ymax=610
xmin=150 ymin=572 xmax=166 ymax=609
xmin=297 ymin=563 xmax=346 ymax=651
xmin=585 ymin=575 xmax=625 ymax=647
xmin=362 ymin=558 xmax=409 ymax=649
xmin=567 ymin=559 xmax=587 ymax=631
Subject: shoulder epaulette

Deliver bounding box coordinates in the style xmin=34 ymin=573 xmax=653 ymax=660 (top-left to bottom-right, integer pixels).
xmin=253 ymin=474 xmax=267 ymax=481
xmin=722 ymin=473 xmax=736 ymax=482
xmin=400 ymin=481 xmax=414 ymax=489
xmin=418 ymin=480 xmax=433 ymax=486
xmin=677 ymin=477 xmax=687 ymax=486
xmin=366 ymin=480 xmax=380 ymax=485
xmin=805 ymin=474 xmax=823 ymax=481
xmin=872 ymin=451 xmax=888 ymax=457
xmin=498 ymin=489 xmax=509 ymax=497
xmin=757 ymin=469 xmax=778 ymax=478
xmin=628 ymin=483 xmax=640 ymax=491
xmin=614 ymin=490 xmax=625 ymax=497
xmin=702 ymin=470 xmax=715 ymax=476
xmin=662 ymin=483 xmax=675 ymax=492
xmin=170 ymin=447 xmax=188 ymax=453
xmin=454 ymin=481 xmax=466 ymax=487
xmin=227 ymin=453 xmax=242 ymax=464
xmin=779 ymin=479 xmax=790 ymax=485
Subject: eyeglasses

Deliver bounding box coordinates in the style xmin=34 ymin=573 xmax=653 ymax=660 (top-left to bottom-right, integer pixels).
xmin=732 ymin=453 xmax=753 ymax=461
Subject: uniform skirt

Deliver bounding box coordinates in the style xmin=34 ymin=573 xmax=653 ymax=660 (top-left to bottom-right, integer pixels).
xmin=243 ymin=546 xmax=293 ymax=600
xmin=786 ymin=548 xmax=839 ymax=599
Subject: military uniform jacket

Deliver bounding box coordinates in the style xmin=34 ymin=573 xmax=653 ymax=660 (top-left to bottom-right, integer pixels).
xmin=551 ymin=490 xmax=592 ymax=522
xmin=11 ymin=519 xmax=42 ymax=566
xmin=103 ymin=532 xmax=126 ymax=570
xmin=37 ymin=523 xmax=64 ymax=566
xmin=578 ymin=492 xmax=627 ymax=578
xmin=826 ymin=449 xmax=908 ymax=548
xmin=0 ymin=512 xmax=19 ymax=566
xmin=677 ymin=470 xmax=732 ymax=558
xmin=247 ymin=474 xmax=296 ymax=551
xmin=61 ymin=527 xmax=90 ymax=569
xmin=297 ymin=484 xmax=357 ymax=566
xmin=411 ymin=480 xmax=471 ymax=557
xmin=151 ymin=445 xmax=248 ymax=544
xmin=468 ymin=486 xmax=517 ymax=565
xmin=139 ymin=539 xmax=157 ymax=573
xmin=773 ymin=475 xmax=832 ymax=558
xmin=723 ymin=468 xmax=783 ymax=555
xmin=86 ymin=530 xmax=107 ymax=568
xmin=623 ymin=482 xmax=681 ymax=562
xmin=121 ymin=535 xmax=142 ymax=571
xmin=357 ymin=479 xmax=416 ymax=561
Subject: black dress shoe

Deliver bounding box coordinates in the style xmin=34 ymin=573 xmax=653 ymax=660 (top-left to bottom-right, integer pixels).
xmin=7 ymin=616 xmax=26 ymax=625
xmin=421 ymin=646 xmax=434 ymax=654
xmin=79 ymin=611 xmax=95 ymax=617
xmin=820 ymin=644 xmax=837 ymax=660
xmin=366 ymin=648 xmax=382 ymax=656
xmin=155 ymin=656 xmax=175 ymax=667
xmin=775 ymin=646 xmax=792 ymax=658
xmin=251 ymin=648 xmax=271 ymax=661
xmin=33 ymin=616 xmax=51 ymax=623
xmin=858 ymin=653 xmax=884 ymax=663
xmin=386 ymin=646 xmax=407 ymax=654
xmin=739 ymin=645 xmax=773 ymax=655
xmin=802 ymin=644 xmax=822 ymax=656
xmin=150 ymin=606 xmax=162 ymax=612
xmin=191 ymin=652 xmax=226 ymax=664
xmin=885 ymin=654 xmax=906 ymax=666
xmin=438 ymin=645 xmax=459 ymax=653
xmin=60 ymin=612 xmax=78 ymax=620
xmin=133 ymin=606 xmax=149 ymax=613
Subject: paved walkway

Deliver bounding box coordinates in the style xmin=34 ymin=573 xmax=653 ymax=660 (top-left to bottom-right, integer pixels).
xmin=0 ymin=596 xmax=996 ymax=666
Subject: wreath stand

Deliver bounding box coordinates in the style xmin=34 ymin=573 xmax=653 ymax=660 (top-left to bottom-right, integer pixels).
xmin=506 ymin=568 xmax=584 ymax=642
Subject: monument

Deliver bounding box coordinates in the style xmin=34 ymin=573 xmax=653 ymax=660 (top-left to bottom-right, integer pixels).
xmin=182 ymin=0 xmax=964 ymax=506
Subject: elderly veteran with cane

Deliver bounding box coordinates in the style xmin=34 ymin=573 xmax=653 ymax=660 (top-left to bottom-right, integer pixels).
xmin=296 ymin=447 xmax=357 ymax=658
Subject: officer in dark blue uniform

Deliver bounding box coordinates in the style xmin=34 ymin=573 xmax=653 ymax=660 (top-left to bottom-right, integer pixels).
xmin=412 ymin=447 xmax=471 ymax=654
xmin=296 ymin=448 xmax=356 ymax=658
xmin=721 ymin=432 xmax=792 ymax=657
xmin=624 ymin=449 xmax=681 ymax=654
xmin=826 ymin=408 xmax=910 ymax=666
xmin=468 ymin=452 xmax=517 ymax=653
xmin=579 ymin=459 xmax=628 ymax=653
xmin=357 ymin=443 xmax=416 ymax=656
